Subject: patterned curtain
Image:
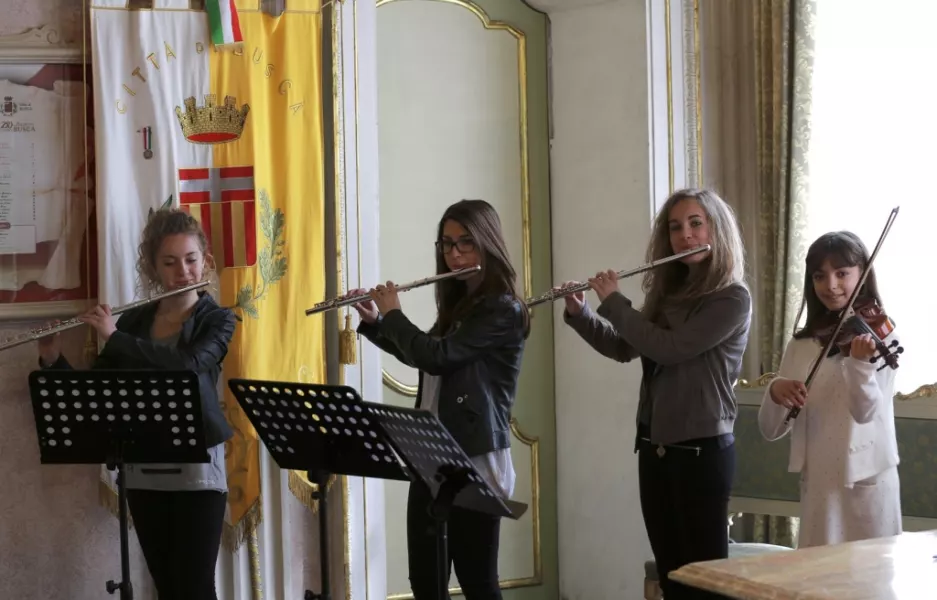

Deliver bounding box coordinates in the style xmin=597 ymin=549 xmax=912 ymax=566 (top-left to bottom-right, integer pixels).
xmin=727 ymin=0 xmax=816 ymax=549
xmin=755 ymin=0 xmax=816 ymax=374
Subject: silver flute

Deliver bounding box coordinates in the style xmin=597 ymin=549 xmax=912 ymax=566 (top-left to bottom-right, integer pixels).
xmin=526 ymin=245 xmax=712 ymax=307
xmin=305 ymin=265 xmax=482 ymax=316
xmin=0 ymin=280 xmax=210 ymax=353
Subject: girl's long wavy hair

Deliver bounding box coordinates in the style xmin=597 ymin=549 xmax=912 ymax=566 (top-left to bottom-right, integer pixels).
xmin=792 ymin=231 xmax=882 ymax=340
xmin=433 ymin=199 xmax=530 ymax=337
xmin=641 ymin=188 xmax=747 ymax=322
xmin=136 ymin=208 xmax=216 ymax=297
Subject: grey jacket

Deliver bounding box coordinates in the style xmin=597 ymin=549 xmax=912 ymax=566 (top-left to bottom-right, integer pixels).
xmin=564 ymin=283 xmax=751 ymax=446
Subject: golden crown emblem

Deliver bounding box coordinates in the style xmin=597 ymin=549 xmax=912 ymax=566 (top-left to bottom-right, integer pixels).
xmin=174 ymin=94 xmax=250 ymax=144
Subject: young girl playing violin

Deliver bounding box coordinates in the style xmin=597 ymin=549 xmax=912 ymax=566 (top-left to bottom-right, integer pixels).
xmin=560 ymin=188 xmax=750 ymax=600
xmin=347 ymin=199 xmax=529 ymax=600
xmin=38 ymin=209 xmax=235 ymax=599
xmin=759 ymin=231 xmax=902 ymax=548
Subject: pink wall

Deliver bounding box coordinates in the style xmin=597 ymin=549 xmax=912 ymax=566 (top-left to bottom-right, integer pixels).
xmin=1 ymin=0 xmax=84 ymax=43
xmin=1 ymin=6 xmax=333 ymax=599
xmin=0 ymin=5 xmax=155 ymax=599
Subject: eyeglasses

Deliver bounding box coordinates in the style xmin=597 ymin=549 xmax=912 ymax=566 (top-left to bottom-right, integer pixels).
xmin=435 ymin=237 xmax=476 ymax=254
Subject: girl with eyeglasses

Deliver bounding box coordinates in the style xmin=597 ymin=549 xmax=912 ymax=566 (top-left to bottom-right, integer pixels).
xmin=345 ymin=199 xmax=530 ymax=600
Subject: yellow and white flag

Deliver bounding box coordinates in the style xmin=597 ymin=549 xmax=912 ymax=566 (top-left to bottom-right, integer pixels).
xmin=90 ymin=0 xmax=326 ymax=547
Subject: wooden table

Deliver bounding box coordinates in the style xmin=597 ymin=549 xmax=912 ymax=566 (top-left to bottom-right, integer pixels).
xmin=669 ymin=530 xmax=937 ymax=599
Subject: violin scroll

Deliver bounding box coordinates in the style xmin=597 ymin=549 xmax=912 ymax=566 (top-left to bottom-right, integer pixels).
xmin=869 ymin=337 xmax=903 ymax=371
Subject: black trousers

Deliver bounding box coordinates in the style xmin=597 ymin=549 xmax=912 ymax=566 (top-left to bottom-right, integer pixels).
xmin=406 ymin=481 xmax=502 ymax=600
xmin=127 ymin=489 xmax=228 ymax=600
xmin=638 ymin=436 xmax=735 ymax=600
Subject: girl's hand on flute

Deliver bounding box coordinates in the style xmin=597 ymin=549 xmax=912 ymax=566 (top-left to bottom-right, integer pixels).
xmin=79 ymin=304 xmax=117 ymax=341
xmin=588 ymin=269 xmax=620 ymax=302
xmin=346 ymin=288 xmax=380 ymax=324
xmin=554 ymin=281 xmax=586 ymax=317
xmin=38 ymin=321 xmax=62 ymax=366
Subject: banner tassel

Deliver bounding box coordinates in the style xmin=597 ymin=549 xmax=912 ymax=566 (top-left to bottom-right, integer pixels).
xmin=339 ymin=312 xmax=357 ymax=365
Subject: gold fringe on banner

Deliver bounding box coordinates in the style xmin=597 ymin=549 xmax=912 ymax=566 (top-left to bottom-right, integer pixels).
xmin=248 ymin=525 xmax=265 ymax=600
xmin=222 ymin=496 xmax=263 ymax=553
xmin=288 ymin=470 xmax=338 ymax=512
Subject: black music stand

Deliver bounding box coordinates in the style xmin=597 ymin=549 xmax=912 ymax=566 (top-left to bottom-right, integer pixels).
xmin=363 ymin=403 xmax=527 ymax=600
xmin=28 ymin=370 xmax=209 ymax=600
xmin=228 ymin=379 xmax=527 ymax=600
xmin=228 ymin=379 xmax=411 ymax=600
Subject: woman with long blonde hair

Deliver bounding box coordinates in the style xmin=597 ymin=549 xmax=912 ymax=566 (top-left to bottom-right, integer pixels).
xmin=559 ymin=188 xmax=750 ymax=599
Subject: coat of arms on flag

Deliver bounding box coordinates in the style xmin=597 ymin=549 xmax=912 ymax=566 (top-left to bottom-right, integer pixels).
xmin=179 ymin=165 xmax=257 ymax=268
xmin=175 ymin=94 xmax=256 ymax=269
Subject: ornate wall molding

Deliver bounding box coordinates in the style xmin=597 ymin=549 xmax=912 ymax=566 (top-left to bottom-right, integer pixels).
xmin=377 ymin=0 xmax=533 ymax=397
xmin=0 ymin=25 xmax=81 ymax=63
xmin=682 ymin=0 xmax=702 ymax=186
xmin=650 ymin=0 xmax=703 ymax=206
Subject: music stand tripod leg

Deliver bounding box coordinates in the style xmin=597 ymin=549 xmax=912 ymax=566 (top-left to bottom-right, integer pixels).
xmin=105 ymin=440 xmax=134 ymax=600
xmin=427 ymin=467 xmax=472 ymax=600
xmin=304 ymin=470 xmax=331 ymax=600
xmin=28 ymin=369 xmax=209 ymax=600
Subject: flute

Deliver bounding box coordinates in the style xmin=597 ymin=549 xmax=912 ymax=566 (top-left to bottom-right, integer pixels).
xmin=0 ymin=280 xmax=210 ymax=353
xmin=305 ymin=265 xmax=482 ymax=316
xmin=525 ymin=245 xmax=711 ymax=307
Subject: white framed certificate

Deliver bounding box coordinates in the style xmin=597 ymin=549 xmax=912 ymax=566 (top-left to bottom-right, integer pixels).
xmin=0 ymin=24 xmax=95 ymax=319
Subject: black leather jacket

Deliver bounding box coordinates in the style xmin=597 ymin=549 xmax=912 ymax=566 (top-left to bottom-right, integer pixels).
xmin=358 ymin=294 xmax=526 ymax=457
xmin=44 ymin=292 xmax=236 ymax=447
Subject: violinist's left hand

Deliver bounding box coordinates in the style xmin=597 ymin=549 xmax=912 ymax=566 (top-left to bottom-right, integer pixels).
xmin=850 ymin=333 xmax=876 ymax=361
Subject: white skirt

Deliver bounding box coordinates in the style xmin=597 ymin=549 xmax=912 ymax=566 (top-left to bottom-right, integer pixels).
xmin=797 ymin=465 xmax=902 ymax=548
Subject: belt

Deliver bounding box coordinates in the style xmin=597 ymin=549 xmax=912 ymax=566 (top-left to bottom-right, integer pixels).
xmin=637 ymin=434 xmax=731 ymax=457
xmin=639 ymin=437 xmax=701 ymax=457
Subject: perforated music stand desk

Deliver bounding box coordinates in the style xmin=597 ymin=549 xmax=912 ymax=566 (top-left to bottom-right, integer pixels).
xmin=29 ymin=369 xmax=208 ymax=600
xmin=229 ymin=379 xmax=410 ymax=600
xmin=364 ymin=402 xmax=528 ymax=600
xmin=228 ymin=379 xmax=526 ymax=600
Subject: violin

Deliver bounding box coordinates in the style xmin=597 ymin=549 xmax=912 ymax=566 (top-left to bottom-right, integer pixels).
xmin=814 ymin=297 xmax=904 ymax=371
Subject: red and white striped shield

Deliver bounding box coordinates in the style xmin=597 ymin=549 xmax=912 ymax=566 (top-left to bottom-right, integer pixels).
xmin=178 ymin=165 xmax=256 ymax=268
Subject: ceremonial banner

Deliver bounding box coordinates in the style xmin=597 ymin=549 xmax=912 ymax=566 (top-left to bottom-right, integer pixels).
xmin=90 ymin=0 xmax=325 ymax=548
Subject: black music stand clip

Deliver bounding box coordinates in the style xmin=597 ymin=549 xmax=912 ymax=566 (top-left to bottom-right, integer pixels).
xmin=229 ymin=379 xmax=526 ymax=600
xmin=29 ymin=370 xmax=209 ymax=600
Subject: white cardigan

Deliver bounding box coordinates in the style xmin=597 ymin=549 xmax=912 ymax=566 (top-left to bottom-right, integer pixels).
xmin=758 ymin=331 xmax=900 ymax=486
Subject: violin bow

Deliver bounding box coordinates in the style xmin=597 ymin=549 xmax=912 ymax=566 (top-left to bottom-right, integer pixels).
xmin=783 ymin=206 xmax=900 ymax=425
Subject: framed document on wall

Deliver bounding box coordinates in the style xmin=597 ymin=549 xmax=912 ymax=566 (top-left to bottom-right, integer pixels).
xmin=0 ymin=25 xmax=95 ymax=320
